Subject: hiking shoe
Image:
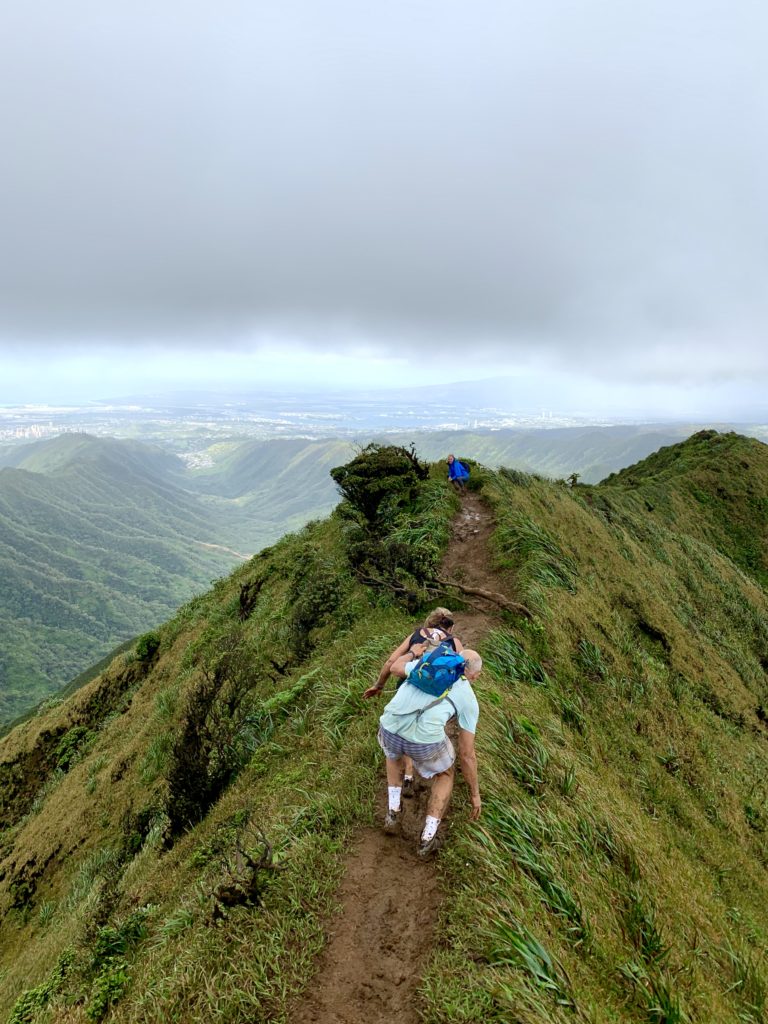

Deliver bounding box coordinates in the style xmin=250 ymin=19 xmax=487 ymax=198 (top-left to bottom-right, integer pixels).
xmin=417 ymin=833 xmax=440 ymax=858
xmin=402 ymin=777 xmax=415 ymax=799
xmin=383 ymin=809 xmax=402 ymax=835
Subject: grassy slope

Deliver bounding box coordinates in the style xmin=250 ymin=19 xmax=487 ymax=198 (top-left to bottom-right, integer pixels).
xmin=422 ymin=444 xmax=768 ymax=1023
xmin=1 ymin=436 xmax=768 ymax=1023
xmin=600 ymin=429 xmax=768 ymax=588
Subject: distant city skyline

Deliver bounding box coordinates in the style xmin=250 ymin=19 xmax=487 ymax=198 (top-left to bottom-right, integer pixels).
xmin=1 ymin=358 xmax=765 ymax=424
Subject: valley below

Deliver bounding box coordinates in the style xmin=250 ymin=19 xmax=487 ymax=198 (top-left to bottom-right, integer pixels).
xmin=1 ymin=402 xmax=766 ymax=724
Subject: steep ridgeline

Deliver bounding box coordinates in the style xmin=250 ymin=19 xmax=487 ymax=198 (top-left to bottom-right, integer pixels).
xmin=0 ymin=435 xmax=352 ymax=722
xmin=1 ymin=435 xmax=768 ymax=1024
xmin=599 ymin=429 xmax=768 ymax=588
xmin=385 ymin=424 xmax=697 ymax=484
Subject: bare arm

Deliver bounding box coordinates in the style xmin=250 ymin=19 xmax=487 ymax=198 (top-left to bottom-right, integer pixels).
xmin=458 ymin=729 xmax=481 ymax=820
xmin=363 ymin=636 xmax=411 ymax=698
xmin=453 ymin=636 xmax=465 ymax=654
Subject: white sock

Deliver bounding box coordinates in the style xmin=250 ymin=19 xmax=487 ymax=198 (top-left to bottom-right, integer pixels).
xmin=403 ymin=774 xmax=413 ymax=782
xmin=388 ymin=786 xmax=402 ymax=813
xmin=421 ymin=815 xmax=440 ymax=842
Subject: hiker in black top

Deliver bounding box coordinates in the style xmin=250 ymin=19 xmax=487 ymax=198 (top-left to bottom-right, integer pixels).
xmin=365 ymin=608 xmax=463 ymax=698
xmin=364 ymin=607 xmax=463 ymax=795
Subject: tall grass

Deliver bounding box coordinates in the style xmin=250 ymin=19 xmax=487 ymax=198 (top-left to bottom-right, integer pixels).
xmin=494 ymin=511 xmax=578 ymax=604
xmin=484 ymin=629 xmax=550 ymax=687
xmin=485 ymin=914 xmax=576 ymax=1010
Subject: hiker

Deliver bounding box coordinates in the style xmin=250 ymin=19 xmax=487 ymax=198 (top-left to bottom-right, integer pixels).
xmin=376 ymin=647 xmax=482 ymax=856
xmin=365 ymin=608 xmax=464 ymax=695
xmin=364 ymin=609 xmax=464 ymax=797
xmin=447 ymin=454 xmax=470 ymax=492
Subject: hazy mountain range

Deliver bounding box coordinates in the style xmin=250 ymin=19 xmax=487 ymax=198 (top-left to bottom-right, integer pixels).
xmin=1 ymin=422 xmax=764 ymax=721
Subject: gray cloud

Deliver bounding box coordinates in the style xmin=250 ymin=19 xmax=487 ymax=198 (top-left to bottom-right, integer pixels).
xmin=1 ymin=1 xmax=767 ymax=382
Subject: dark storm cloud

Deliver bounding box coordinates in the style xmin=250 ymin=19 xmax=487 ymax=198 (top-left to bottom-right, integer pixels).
xmin=1 ymin=1 xmax=767 ymax=380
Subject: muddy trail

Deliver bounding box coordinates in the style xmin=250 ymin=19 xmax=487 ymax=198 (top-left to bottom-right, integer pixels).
xmin=289 ymin=492 xmax=508 ymax=1024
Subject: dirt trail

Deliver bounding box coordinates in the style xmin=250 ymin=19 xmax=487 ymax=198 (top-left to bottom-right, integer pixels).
xmin=290 ymin=816 xmax=440 ymax=1024
xmin=442 ymin=491 xmax=505 ymax=647
xmin=288 ymin=492 xmax=504 ymax=1024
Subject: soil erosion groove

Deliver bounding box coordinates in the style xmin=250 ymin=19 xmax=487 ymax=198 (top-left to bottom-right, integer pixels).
xmin=289 ymin=492 xmax=505 ymax=1023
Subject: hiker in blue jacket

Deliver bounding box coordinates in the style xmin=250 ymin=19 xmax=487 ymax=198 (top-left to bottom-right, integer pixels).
xmin=376 ymin=649 xmax=483 ymax=856
xmin=447 ymin=453 xmax=470 ymax=492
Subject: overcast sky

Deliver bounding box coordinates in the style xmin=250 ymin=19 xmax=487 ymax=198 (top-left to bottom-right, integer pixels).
xmin=1 ymin=1 xmax=767 ymax=414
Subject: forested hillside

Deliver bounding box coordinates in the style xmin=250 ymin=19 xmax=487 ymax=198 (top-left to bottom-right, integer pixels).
xmin=0 ymin=435 xmax=351 ymax=722
xmin=182 ymin=437 xmax=354 ymax=540
xmin=1 ymin=434 xmax=767 ymax=1023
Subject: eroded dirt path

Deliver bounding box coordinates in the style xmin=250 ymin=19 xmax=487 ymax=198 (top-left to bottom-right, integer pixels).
xmin=290 ymin=819 xmax=440 ymax=1024
xmin=288 ymin=491 xmax=504 ymax=1024
xmin=443 ymin=491 xmax=504 ymax=647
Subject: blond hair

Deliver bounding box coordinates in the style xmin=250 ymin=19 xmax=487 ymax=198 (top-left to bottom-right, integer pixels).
xmin=424 ymin=607 xmax=454 ymax=631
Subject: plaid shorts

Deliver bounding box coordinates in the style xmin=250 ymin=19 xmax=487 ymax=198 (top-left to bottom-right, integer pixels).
xmin=377 ymin=726 xmax=455 ymax=779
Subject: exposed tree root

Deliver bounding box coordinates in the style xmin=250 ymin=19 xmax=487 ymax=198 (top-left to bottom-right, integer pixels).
xmin=356 ymin=569 xmax=532 ymax=620
xmin=432 ymin=575 xmax=533 ymax=619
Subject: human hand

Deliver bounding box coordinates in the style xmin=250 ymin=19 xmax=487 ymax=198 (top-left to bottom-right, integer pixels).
xmin=469 ymin=794 xmax=482 ymax=821
xmin=363 ymin=684 xmax=384 ymax=699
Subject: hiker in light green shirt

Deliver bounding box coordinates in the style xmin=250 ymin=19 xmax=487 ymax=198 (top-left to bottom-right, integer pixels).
xmin=376 ymin=650 xmax=482 ymax=856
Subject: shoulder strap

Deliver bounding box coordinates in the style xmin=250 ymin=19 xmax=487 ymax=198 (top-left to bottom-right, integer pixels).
xmin=389 ymin=693 xmax=458 ymax=721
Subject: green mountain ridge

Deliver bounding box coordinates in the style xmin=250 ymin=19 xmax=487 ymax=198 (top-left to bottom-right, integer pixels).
xmin=383 ymin=424 xmax=700 ymax=483
xmin=600 ymin=430 xmax=768 ymax=588
xmin=2 ymin=425 xmax=765 ymax=722
xmin=0 ymin=435 xmax=357 ymax=722
xmin=0 ymin=445 xmax=240 ymax=723
xmin=1 ymin=433 xmax=767 ymax=1023
xmin=1 ymin=434 xmax=184 ymax=480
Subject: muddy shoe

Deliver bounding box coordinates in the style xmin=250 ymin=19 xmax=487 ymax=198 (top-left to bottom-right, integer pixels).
xmin=417 ymin=834 xmax=440 ymax=858
xmin=402 ymin=777 xmax=415 ymax=799
xmin=383 ymin=809 xmax=402 ymax=835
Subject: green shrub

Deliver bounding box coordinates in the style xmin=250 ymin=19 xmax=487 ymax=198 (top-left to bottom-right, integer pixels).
xmin=54 ymin=724 xmax=96 ymax=772
xmin=87 ymin=957 xmax=130 ymax=1021
xmin=7 ymin=950 xmax=74 ymax=1024
xmin=330 ymin=443 xmax=428 ymax=526
xmin=135 ymin=631 xmax=161 ymax=662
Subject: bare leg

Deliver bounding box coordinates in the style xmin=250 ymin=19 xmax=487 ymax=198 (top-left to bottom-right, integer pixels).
xmin=426 ymin=765 xmax=455 ymax=820
xmin=385 ymin=756 xmax=405 ymax=788
xmin=403 ymin=755 xmax=414 ymax=777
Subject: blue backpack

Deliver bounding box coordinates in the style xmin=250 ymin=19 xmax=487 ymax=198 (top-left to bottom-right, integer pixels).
xmin=408 ymin=641 xmax=466 ymax=697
